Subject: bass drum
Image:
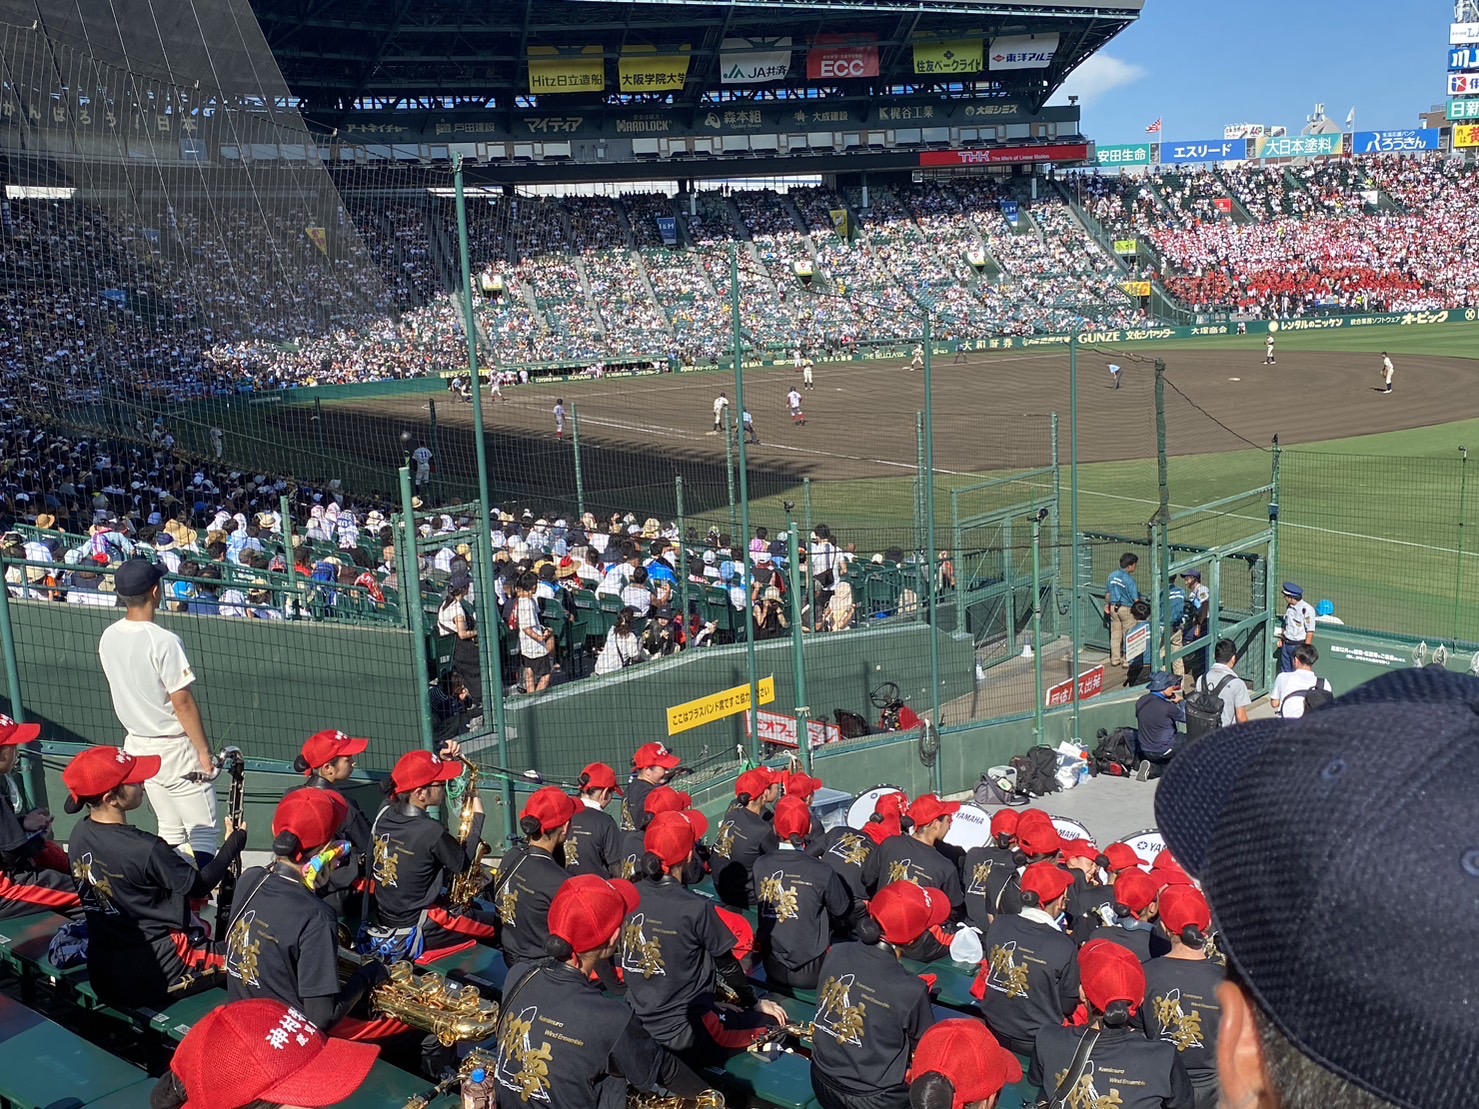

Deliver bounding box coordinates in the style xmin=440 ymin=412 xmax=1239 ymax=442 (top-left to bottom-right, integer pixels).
xmin=846 ymin=785 xmax=902 ymax=830
xmin=1110 ymin=828 xmax=1165 ymax=868
xmin=1048 ymin=816 xmax=1094 ymax=845
xmin=942 ymin=803 xmax=993 ymax=851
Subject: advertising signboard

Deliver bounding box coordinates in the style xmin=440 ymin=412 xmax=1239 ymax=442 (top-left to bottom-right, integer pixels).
xmin=1095 ymin=143 xmax=1153 ymax=167
xmin=913 ymin=36 xmax=983 ymax=75
xmin=1449 ymin=98 xmax=1479 ymax=120
xmin=1161 ymin=138 xmax=1248 ymax=165
xmin=1255 ymin=133 xmax=1343 ymax=159
xmin=920 ymin=143 xmax=1089 ymax=166
xmin=719 ymin=37 xmax=792 ymax=84
xmin=807 ymin=33 xmax=880 ymax=79
xmin=988 ymin=32 xmax=1059 ymax=70
xmin=1353 ymin=129 xmax=1442 ymax=153
xmin=527 ymin=46 xmax=605 ymax=95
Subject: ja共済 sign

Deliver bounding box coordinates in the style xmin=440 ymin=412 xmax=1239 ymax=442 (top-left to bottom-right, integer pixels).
xmin=719 ymin=37 xmax=792 ymax=84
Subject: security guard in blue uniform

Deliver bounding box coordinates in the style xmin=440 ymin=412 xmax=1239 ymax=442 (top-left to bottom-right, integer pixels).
xmin=1105 ymin=554 xmax=1140 ymax=667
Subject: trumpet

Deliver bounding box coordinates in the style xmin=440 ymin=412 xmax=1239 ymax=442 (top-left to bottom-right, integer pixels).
xmin=628 ymin=1090 xmax=726 ymax=1108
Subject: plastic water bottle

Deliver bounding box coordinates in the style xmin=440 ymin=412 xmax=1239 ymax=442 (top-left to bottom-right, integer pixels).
xmin=461 ymin=1066 xmax=495 ymax=1109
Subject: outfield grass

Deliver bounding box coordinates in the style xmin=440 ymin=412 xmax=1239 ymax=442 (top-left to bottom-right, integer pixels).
xmin=1112 ymin=320 xmax=1479 ymax=361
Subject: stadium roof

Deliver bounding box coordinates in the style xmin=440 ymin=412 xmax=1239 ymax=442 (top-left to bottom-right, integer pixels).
xmin=253 ymin=0 xmax=1142 ymax=121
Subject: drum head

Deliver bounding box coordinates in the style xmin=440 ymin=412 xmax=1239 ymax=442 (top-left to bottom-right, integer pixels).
xmin=846 ymin=785 xmax=902 ymax=830
xmin=1048 ymin=816 xmax=1094 ymax=844
xmin=1110 ymin=828 xmax=1164 ymax=867
xmin=942 ymin=803 xmax=992 ymax=851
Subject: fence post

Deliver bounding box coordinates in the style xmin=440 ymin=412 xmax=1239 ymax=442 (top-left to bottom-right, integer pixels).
xmin=1069 ymin=332 xmax=1082 ymax=744
xmin=397 ymin=465 xmax=437 ymax=765
xmin=675 ymin=475 xmax=688 ymax=641
xmin=724 ymin=408 xmax=738 ymax=545
xmin=1455 ymin=447 xmax=1469 ymax=645
xmin=0 ymin=551 xmax=44 ymax=809
xmin=477 ymin=525 xmax=516 ymax=846
xmin=951 ymin=490 xmax=965 ymax=635
xmin=729 ymin=245 xmax=761 ymax=759
xmin=572 ymin=401 xmax=586 ymax=519
xmin=1154 ymin=358 xmax=1172 ymax=671
xmin=279 ymin=494 xmax=298 ymax=622
xmin=786 ymin=519 xmax=812 ymax=774
xmin=428 ymin=397 xmax=441 ymax=503
xmin=1051 ymin=414 xmax=1063 ymax=639
xmin=1032 ymin=505 xmax=1047 ymax=742
xmin=1268 ymin=438 xmax=1282 ymax=661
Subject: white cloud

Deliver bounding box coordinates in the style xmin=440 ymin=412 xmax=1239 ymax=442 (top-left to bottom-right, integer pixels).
xmin=1048 ymin=53 xmax=1146 ymax=106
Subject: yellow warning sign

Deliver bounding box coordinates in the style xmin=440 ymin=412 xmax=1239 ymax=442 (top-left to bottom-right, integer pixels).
xmin=667 ymin=677 xmax=776 ymax=736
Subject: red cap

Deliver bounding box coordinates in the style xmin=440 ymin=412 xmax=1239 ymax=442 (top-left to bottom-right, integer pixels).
xmin=1151 ymin=849 xmax=1195 ymax=888
xmin=1016 ymin=815 xmax=1063 ymax=858
xmin=783 ymin=771 xmax=823 ymax=800
xmin=875 ymin=791 xmax=908 ymax=819
xmin=1103 ymin=843 xmax=1145 ymax=873
xmin=299 ymin=729 xmax=368 ymax=774
xmin=521 ymin=787 xmax=582 ymax=834
xmin=1079 ymin=938 xmax=1147 ymax=1014
xmin=1060 ymin=838 xmax=1101 ymax=863
xmin=989 ymin=809 xmax=1021 ymax=838
xmin=644 ymin=811 xmax=698 ymax=868
xmin=63 ymin=747 xmax=162 ymax=803
xmin=679 ymin=808 xmax=710 ymax=841
xmin=580 ymin=763 xmax=623 ymax=795
xmin=273 ymin=790 xmax=349 ymax=855
xmin=736 ymin=767 xmax=777 ymax=799
xmin=907 ymin=1019 xmax=1024 ymax=1106
xmin=171 ymin=999 xmax=378 ymax=1109
xmin=547 ymin=875 xmax=640 ymax=954
xmin=715 ymin=905 xmax=755 ymax=961
xmin=1158 ymin=885 xmax=1212 ymax=937
xmin=1020 ymin=862 xmax=1074 ymax=906
xmin=869 ymin=881 xmax=951 ymax=945
xmin=644 ymin=786 xmax=694 ymax=816
xmin=1113 ymin=868 xmax=1161 ymax=915
xmin=773 ymin=795 xmax=813 ymax=841
xmin=389 ymin=750 xmax=462 ymax=794
xmin=632 ymin=742 xmax=681 ymax=770
xmin=0 ymin=715 xmax=40 ymax=746
xmin=908 ymin=794 xmax=962 ymax=827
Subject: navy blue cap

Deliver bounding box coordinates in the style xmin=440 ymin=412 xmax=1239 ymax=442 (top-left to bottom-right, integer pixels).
xmin=113 ymin=558 xmax=164 ymax=595
xmin=1282 ymin=581 xmax=1303 ymax=599
xmin=1147 ymin=671 xmax=1177 ymax=693
xmin=1182 ymin=568 xmax=1201 ymax=580
xmin=1156 ymin=670 xmax=1479 ymax=1109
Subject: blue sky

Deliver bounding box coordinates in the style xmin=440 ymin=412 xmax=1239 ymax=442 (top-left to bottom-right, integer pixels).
xmin=1049 ymin=0 xmax=1456 ymax=141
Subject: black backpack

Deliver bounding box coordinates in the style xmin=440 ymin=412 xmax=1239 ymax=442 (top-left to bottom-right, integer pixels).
xmin=1280 ymin=678 xmax=1333 ymax=716
xmin=1185 ymin=673 xmax=1236 ymax=742
xmin=1093 ymin=727 xmax=1137 ymax=777
xmin=1010 ymin=745 xmax=1061 ymax=797
xmin=833 ymin=709 xmax=870 ymax=739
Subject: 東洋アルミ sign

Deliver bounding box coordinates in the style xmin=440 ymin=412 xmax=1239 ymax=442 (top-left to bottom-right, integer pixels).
xmin=1046 ymin=666 xmax=1106 ymax=708
xmin=667 ymin=676 xmax=777 ymax=735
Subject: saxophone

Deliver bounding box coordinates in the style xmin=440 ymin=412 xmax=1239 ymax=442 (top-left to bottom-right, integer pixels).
xmin=447 ymin=755 xmax=490 ymax=909
xmin=628 ymin=1090 xmax=726 ymax=1108
xmin=370 ymin=960 xmax=500 ymax=1047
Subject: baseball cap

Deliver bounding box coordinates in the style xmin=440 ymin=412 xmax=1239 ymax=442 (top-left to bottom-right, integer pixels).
xmin=1059 ymin=838 xmax=1102 ymax=864
xmin=521 ymin=787 xmax=582 ymax=834
xmin=1150 ymin=849 xmax=1194 ymax=888
xmin=389 ymin=750 xmax=462 ymax=794
xmin=1103 ymin=843 xmax=1145 ymax=873
xmin=299 ymin=729 xmax=369 ymax=773
xmin=273 ymin=789 xmax=349 ymax=855
xmin=62 ymin=747 xmax=162 ymax=810
xmin=868 ymin=881 xmax=951 ymax=945
xmin=1079 ymin=938 xmax=1147 ymax=1014
xmin=579 ymin=763 xmax=623 ymax=795
xmin=677 ymin=808 xmax=709 ymax=841
xmin=0 ymin=715 xmax=40 ymax=746
xmin=772 ymin=795 xmax=813 ymax=841
xmin=644 ymin=810 xmax=698 ymax=869
xmin=632 ymin=742 xmax=681 ymax=770
xmin=1158 ymin=885 xmax=1212 ymax=938
xmin=989 ymin=809 xmax=1020 ymax=838
xmin=113 ymin=558 xmax=164 ymax=595
xmin=907 ymin=1019 xmax=1023 ymax=1107
xmin=908 ymin=794 xmax=961 ymax=827
xmin=547 ymin=875 xmax=641 ymax=954
xmin=782 ymin=771 xmax=822 ymax=800
xmin=643 ymin=786 xmax=694 ymax=816
xmin=1182 ymin=568 xmax=1201 ymax=580
xmin=1155 ymin=668 xmax=1479 ymax=1109
xmin=1019 ymin=862 xmax=1074 ymax=906
xmin=735 ymin=767 xmax=777 ymax=799
xmin=1016 ymin=813 xmax=1063 ymax=858
xmin=1112 ymin=867 xmax=1161 ymax=915
xmin=171 ymin=999 xmax=378 ymax=1109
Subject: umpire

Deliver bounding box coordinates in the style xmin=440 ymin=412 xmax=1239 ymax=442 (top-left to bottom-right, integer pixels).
xmin=1157 ymin=669 xmax=1479 ymax=1109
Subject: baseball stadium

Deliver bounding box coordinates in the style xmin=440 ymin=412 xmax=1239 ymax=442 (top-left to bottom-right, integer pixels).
xmin=0 ymin=0 xmax=1476 ymax=1101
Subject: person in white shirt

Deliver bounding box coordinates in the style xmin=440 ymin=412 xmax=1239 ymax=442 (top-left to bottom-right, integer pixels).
xmin=411 ymin=445 xmax=432 ymax=489
xmin=712 ymin=391 xmax=730 ymax=433
xmin=620 ymin=567 xmax=654 ymax=617
xmin=514 ymin=573 xmax=555 ymax=694
xmin=593 ymin=608 xmax=646 ymax=676
xmin=1201 ymin=639 xmax=1253 ymax=728
xmin=97 ymin=559 xmax=219 ymax=857
xmin=1380 ymin=352 xmax=1394 ymax=394
xmin=1270 ymin=644 xmax=1331 ymax=719
xmin=1277 ymin=582 xmax=1317 ymax=673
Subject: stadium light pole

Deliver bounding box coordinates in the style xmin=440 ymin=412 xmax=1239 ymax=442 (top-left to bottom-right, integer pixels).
xmin=453 ymin=153 xmax=514 ymax=827
xmin=922 ymin=314 xmax=943 ymax=793
xmin=730 ymin=245 xmax=762 ymax=761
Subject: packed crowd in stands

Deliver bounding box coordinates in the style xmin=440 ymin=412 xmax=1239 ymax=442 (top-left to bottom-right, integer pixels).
xmin=1079 ymin=153 xmax=1479 ymax=315
xmin=5 ymin=154 xmax=1479 ymax=411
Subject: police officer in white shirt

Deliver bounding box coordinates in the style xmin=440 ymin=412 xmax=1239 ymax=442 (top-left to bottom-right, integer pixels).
xmin=1277 ymin=582 xmax=1316 ymax=673
xmin=97 ymin=560 xmax=219 ymax=859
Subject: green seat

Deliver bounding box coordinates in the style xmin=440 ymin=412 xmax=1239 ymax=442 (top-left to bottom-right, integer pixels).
xmin=79 ymin=1079 xmax=162 ymax=1109
xmin=336 ymin=1059 xmax=436 ymax=1107
xmin=430 ymin=946 xmax=510 ymax=997
xmin=0 ymin=991 xmax=149 ymax=1107
xmin=712 ymin=1048 xmax=819 ymax=1109
xmin=900 ymin=956 xmax=980 ymax=1012
xmin=144 ymin=986 xmax=227 ymax=1042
